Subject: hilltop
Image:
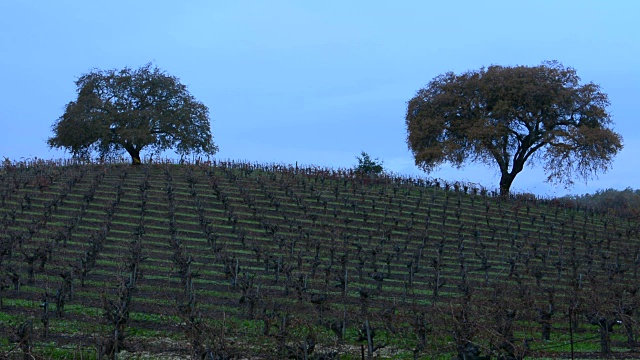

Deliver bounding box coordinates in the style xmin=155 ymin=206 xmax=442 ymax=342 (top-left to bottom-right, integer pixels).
xmin=1 ymin=159 xmax=639 ymax=359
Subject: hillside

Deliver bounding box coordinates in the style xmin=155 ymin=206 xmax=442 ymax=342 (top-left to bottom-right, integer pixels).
xmin=1 ymin=159 xmax=639 ymax=359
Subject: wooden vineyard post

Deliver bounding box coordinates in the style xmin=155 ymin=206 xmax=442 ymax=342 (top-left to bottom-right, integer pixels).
xmin=365 ymin=319 xmax=373 ymax=359
xmin=40 ymin=292 xmax=49 ymax=338
xmin=569 ymin=306 xmax=574 ymax=360
xmin=343 ymin=268 xmax=348 ymax=341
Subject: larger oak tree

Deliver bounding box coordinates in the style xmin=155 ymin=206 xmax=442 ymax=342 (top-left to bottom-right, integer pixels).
xmin=48 ymin=64 xmax=218 ymax=164
xmin=405 ymin=61 xmax=623 ymax=195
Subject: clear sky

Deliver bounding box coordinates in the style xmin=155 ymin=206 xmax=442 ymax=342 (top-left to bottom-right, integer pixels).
xmin=1 ymin=1 xmax=638 ymax=197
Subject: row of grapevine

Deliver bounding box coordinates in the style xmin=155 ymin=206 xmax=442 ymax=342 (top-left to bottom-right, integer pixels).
xmin=0 ymin=161 xmax=638 ymax=359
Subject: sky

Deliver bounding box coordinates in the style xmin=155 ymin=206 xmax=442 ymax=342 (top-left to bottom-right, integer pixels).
xmin=1 ymin=1 xmax=638 ymax=197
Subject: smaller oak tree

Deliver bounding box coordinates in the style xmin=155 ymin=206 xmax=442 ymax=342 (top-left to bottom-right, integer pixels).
xmin=48 ymin=64 xmax=218 ymax=164
xmin=405 ymin=61 xmax=622 ymax=195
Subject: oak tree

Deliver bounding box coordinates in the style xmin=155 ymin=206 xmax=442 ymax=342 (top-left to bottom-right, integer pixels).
xmin=48 ymin=64 xmax=218 ymax=164
xmin=405 ymin=61 xmax=623 ymax=195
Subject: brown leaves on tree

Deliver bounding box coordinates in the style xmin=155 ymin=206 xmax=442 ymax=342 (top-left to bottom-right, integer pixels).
xmin=405 ymin=61 xmax=623 ymax=195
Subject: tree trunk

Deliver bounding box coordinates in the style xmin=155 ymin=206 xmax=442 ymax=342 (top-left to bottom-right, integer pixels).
xmin=130 ymin=152 xmax=141 ymax=165
xmin=499 ymin=173 xmax=515 ymax=197
xmin=124 ymin=146 xmax=141 ymax=165
xmin=499 ymin=158 xmax=525 ymax=196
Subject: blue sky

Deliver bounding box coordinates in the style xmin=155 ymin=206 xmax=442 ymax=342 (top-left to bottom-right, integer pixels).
xmin=1 ymin=1 xmax=638 ymax=197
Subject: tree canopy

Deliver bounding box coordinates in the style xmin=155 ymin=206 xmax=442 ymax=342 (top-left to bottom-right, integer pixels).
xmin=48 ymin=64 xmax=218 ymax=164
xmin=405 ymin=61 xmax=623 ymax=195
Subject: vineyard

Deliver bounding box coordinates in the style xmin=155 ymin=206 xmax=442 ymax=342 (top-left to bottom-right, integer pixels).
xmin=1 ymin=159 xmax=639 ymax=359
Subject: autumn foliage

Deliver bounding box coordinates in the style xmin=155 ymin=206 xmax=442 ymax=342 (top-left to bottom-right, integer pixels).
xmin=406 ymin=61 xmax=622 ymax=195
